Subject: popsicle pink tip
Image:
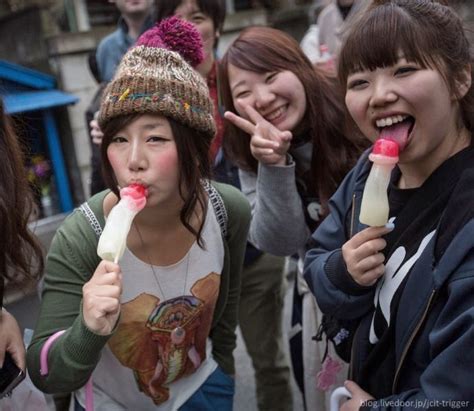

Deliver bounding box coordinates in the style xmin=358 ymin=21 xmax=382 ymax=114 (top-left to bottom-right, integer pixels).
xmin=124 ymin=183 xmax=148 ymax=198
xmin=372 ymin=138 xmax=399 ymax=157
xmin=120 ymin=184 xmax=148 ymax=212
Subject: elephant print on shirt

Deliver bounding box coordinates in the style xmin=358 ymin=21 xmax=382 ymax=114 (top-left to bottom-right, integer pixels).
xmin=107 ymin=273 xmax=220 ymax=405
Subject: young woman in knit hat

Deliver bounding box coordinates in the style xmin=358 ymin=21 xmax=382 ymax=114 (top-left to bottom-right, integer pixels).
xmin=27 ymin=17 xmax=250 ymax=411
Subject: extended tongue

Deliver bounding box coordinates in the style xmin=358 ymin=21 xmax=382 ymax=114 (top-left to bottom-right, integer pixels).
xmin=379 ymin=121 xmax=411 ymax=151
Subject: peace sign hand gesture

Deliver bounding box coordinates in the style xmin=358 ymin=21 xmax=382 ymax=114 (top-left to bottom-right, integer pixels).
xmin=224 ymin=105 xmax=292 ymax=166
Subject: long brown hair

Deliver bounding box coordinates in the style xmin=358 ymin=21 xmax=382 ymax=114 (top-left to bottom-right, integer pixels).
xmin=101 ymin=114 xmax=212 ymax=248
xmin=339 ymin=0 xmax=474 ymax=133
xmin=0 ymin=99 xmax=44 ymax=286
xmin=219 ymin=26 xmax=366 ymax=205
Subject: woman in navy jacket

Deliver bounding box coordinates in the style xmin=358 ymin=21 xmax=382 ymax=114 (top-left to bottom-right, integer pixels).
xmin=304 ymin=1 xmax=474 ymax=409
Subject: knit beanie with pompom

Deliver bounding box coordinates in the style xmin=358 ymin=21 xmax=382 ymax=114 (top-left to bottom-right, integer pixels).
xmin=98 ymin=16 xmax=216 ymax=138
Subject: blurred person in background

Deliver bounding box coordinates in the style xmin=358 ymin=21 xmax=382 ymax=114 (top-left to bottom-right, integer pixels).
xmin=88 ymin=0 xmax=155 ymax=196
xmin=301 ymin=0 xmax=366 ymax=71
xmin=96 ymin=0 xmax=155 ymax=84
xmin=300 ymin=0 xmax=329 ymax=65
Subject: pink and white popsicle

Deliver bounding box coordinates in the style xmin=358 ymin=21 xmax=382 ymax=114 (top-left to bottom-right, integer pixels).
xmin=359 ymin=139 xmax=399 ymax=226
xmin=97 ymin=184 xmax=148 ymax=263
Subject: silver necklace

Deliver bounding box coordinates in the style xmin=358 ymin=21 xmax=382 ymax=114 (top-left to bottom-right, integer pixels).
xmin=134 ymin=223 xmax=191 ymax=344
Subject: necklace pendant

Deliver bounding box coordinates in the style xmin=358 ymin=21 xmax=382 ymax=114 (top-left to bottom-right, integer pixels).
xmin=171 ymin=326 xmax=186 ymax=344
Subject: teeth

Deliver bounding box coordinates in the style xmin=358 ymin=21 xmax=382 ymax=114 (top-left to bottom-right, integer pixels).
xmin=265 ymin=106 xmax=285 ymax=121
xmin=376 ymin=115 xmax=408 ymax=128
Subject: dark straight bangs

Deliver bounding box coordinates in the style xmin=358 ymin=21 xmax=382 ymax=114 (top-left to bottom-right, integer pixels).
xmin=339 ymin=2 xmax=442 ymax=84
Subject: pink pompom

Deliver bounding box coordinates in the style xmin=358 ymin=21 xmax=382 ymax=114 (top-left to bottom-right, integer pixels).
xmin=136 ymin=16 xmax=204 ymax=68
xmin=135 ymin=27 xmax=165 ymax=48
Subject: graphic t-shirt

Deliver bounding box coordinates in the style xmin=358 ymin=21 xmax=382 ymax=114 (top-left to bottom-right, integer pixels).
xmin=76 ymin=201 xmax=224 ymax=410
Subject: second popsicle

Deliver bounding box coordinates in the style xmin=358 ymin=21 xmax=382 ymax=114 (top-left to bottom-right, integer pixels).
xmin=359 ymin=138 xmax=399 ymax=227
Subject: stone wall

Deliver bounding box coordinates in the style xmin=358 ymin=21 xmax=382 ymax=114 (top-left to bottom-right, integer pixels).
xmin=0 ymin=6 xmax=51 ymax=72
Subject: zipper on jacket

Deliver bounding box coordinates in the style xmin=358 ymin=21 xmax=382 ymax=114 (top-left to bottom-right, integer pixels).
xmin=350 ymin=194 xmax=356 ymax=238
xmin=392 ymin=289 xmax=437 ymax=393
xmin=347 ymin=193 xmax=358 ymax=378
xmin=348 ymin=320 xmax=361 ymax=380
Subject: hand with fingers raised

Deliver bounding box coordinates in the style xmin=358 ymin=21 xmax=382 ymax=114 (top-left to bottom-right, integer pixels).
xmin=341 ymin=225 xmax=394 ymax=287
xmin=82 ymin=260 xmax=122 ymax=336
xmin=224 ymin=105 xmax=292 ymax=166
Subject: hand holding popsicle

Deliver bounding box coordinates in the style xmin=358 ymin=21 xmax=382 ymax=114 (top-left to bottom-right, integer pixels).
xmin=86 ymin=184 xmax=147 ymax=334
xmin=342 ymin=225 xmax=392 ymax=286
xmin=97 ymin=184 xmax=148 ymax=263
xmin=341 ymin=139 xmax=399 ymax=286
xmin=82 ymin=260 xmax=122 ymax=335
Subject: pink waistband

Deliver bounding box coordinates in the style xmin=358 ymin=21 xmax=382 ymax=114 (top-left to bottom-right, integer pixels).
xmin=39 ymin=329 xmax=94 ymax=410
xmin=40 ymin=329 xmax=66 ymax=376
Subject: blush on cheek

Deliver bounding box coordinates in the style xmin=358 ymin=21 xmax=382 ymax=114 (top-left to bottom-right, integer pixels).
xmin=155 ymin=150 xmax=179 ymax=173
xmin=107 ymin=150 xmax=122 ymax=179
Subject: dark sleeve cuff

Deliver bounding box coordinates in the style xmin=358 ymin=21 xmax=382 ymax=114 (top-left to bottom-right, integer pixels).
xmin=325 ymin=250 xmax=375 ymax=296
